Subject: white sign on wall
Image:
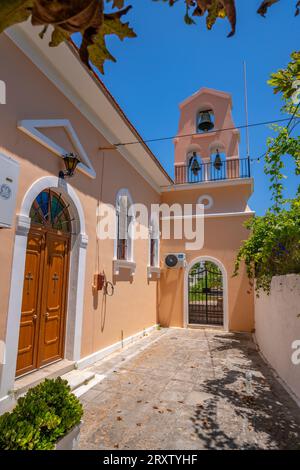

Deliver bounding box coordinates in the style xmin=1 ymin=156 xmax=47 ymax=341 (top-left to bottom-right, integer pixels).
xmin=0 ymin=80 xmax=6 ymax=104
xmin=0 ymin=153 xmax=20 ymax=228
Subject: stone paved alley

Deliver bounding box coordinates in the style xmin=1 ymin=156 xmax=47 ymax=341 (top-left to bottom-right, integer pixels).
xmin=78 ymin=328 xmax=300 ymax=450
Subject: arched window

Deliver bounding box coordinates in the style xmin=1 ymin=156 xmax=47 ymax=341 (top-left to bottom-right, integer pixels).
xmin=30 ymin=189 xmax=71 ymax=233
xmin=115 ymin=189 xmax=134 ymax=261
xmin=196 ymin=109 xmax=215 ymax=134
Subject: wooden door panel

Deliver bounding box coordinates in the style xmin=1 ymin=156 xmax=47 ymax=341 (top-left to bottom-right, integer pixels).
xmin=16 ymin=232 xmax=44 ymax=376
xmin=38 ymin=234 xmax=69 ymax=367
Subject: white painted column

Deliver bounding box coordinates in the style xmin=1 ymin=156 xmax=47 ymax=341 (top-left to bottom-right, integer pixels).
xmin=71 ymin=233 xmax=88 ymax=362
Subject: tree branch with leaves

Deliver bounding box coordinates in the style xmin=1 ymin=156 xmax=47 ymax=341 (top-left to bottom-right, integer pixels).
xmin=264 ymin=51 xmax=300 ymax=211
xmin=0 ymin=0 xmax=299 ymax=73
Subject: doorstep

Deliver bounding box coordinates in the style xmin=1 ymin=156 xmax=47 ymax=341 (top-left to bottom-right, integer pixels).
xmin=13 ymin=359 xmax=75 ymax=398
xmin=187 ymin=324 xmax=224 ymax=330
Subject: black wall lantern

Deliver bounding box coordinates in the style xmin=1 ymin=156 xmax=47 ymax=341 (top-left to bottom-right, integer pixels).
xmin=59 ymin=152 xmax=81 ymax=179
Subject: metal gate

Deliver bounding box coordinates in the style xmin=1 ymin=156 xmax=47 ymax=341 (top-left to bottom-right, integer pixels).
xmin=188 ymin=261 xmax=223 ymax=326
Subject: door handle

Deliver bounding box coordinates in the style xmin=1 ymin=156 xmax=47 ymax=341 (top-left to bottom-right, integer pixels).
xmin=33 ymin=314 xmax=37 ymax=320
xmin=45 ymin=312 xmax=49 ymax=319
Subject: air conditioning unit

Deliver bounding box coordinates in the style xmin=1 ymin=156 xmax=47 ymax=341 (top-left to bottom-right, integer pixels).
xmin=164 ymin=253 xmax=186 ymax=269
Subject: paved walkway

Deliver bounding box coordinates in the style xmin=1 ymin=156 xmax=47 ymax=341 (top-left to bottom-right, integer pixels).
xmin=78 ymin=328 xmax=300 ymax=450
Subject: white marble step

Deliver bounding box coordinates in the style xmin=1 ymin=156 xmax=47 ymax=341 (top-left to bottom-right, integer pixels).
xmin=62 ymin=369 xmax=95 ymax=392
xmin=14 ymin=359 xmax=75 ymax=398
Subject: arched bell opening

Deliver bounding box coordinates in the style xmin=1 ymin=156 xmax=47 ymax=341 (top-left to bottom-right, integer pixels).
xmin=196 ymin=109 xmax=215 ymax=134
xmin=210 ymin=149 xmax=227 ymax=180
xmin=186 ymin=151 xmax=203 ymax=183
xmin=208 ymin=142 xmax=227 ymax=181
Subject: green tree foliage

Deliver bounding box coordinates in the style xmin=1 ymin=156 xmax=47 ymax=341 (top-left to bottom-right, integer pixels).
xmin=0 ymin=1 xmax=298 ymax=73
xmin=234 ymin=52 xmax=300 ymax=293
xmin=265 ymin=51 xmax=300 ymax=210
xmin=234 ymin=201 xmax=300 ymax=294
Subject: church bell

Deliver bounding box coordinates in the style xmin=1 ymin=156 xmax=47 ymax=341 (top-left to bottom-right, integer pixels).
xmin=197 ymin=110 xmax=214 ymax=132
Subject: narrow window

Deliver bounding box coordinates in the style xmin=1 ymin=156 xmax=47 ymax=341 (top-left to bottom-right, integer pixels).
xmin=116 ymin=190 xmax=134 ymax=261
xmin=149 ymin=216 xmax=159 ymax=268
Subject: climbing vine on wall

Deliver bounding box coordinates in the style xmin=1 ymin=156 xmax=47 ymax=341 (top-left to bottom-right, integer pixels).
xmin=234 ymin=52 xmax=300 ymax=294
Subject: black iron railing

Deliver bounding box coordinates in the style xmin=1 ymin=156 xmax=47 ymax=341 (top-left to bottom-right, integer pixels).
xmin=175 ymin=157 xmax=251 ymax=185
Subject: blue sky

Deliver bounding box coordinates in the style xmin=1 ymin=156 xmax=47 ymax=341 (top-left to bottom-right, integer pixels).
xmin=90 ymin=1 xmax=298 ymax=215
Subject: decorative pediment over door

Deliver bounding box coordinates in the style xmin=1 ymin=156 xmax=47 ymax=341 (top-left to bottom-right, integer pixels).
xmin=18 ymin=119 xmax=96 ymax=178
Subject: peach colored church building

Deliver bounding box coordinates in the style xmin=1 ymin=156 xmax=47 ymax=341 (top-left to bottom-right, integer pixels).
xmin=0 ymin=23 xmax=254 ymax=411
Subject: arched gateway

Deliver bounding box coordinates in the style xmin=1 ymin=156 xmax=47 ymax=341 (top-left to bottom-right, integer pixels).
xmin=188 ymin=260 xmax=224 ymax=326
xmin=16 ymin=189 xmax=71 ymax=376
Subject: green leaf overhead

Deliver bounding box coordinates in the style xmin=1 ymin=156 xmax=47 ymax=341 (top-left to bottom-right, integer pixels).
xmin=0 ymin=0 xmax=298 ymax=73
xmin=0 ymin=0 xmax=135 ymax=73
xmin=268 ymin=51 xmax=300 ymax=101
xmin=87 ymin=6 xmax=136 ymax=74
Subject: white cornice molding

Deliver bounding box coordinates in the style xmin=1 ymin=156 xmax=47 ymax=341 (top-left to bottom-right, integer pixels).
xmin=161 ymin=177 xmax=254 ymax=193
xmin=161 ymin=210 xmax=255 ymax=220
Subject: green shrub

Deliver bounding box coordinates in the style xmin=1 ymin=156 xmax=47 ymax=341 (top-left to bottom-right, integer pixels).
xmin=234 ymin=199 xmax=300 ymax=294
xmin=0 ymin=377 xmax=83 ymax=450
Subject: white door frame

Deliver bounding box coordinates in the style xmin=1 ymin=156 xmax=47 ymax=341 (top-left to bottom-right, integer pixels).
xmin=0 ymin=176 xmax=88 ymax=401
xmin=184 ymin=255 xmax=229 ymax=330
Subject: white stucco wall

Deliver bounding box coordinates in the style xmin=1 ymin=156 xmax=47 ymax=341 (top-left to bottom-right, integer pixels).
xmin=255 ymin=275 xmax=300 ymax=403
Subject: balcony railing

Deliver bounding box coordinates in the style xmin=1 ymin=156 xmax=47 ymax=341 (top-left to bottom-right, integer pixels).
xmin=174 ymin=157 xmax=251 ymax=185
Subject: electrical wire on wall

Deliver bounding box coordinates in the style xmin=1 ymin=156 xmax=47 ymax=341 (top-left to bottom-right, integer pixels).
xmin=94 ymin=149 xmax=105 ymax=278
xmin=93 ymin=148 xmax=114 ymax=299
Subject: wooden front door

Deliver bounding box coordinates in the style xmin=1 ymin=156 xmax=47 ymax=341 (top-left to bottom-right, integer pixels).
xmin=16 ymin=229 xmax=70 ymax=376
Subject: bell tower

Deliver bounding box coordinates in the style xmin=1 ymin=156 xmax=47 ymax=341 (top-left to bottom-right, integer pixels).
xmin=174 ymin=88 xmax=243 ymax=184
xmin=159 ymin=87 xmax=254 ymax=333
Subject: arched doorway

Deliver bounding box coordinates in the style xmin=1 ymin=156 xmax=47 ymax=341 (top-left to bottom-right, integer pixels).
xmin=16 ymin=189 xmax=71 ymax=376
xmin=188 ymin=260 xmax=224 ymax=326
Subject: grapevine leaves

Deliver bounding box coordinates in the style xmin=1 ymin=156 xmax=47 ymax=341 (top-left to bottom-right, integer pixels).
xmin=159 ymin=0 xmax=298 ymax=37
xmin=0 ymin=0 xmax=33 ymax=33
xmin=0 ymin=0 xmax=298 ymax=73
xmin=0 ymin=0 xmax=135 ymax=73
xmin=87 ymin=6 xmax=136 ymax=74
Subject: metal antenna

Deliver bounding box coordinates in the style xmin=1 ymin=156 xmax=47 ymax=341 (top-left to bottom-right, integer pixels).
xmin=243 ymin=61 xmax=250 ymax=158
